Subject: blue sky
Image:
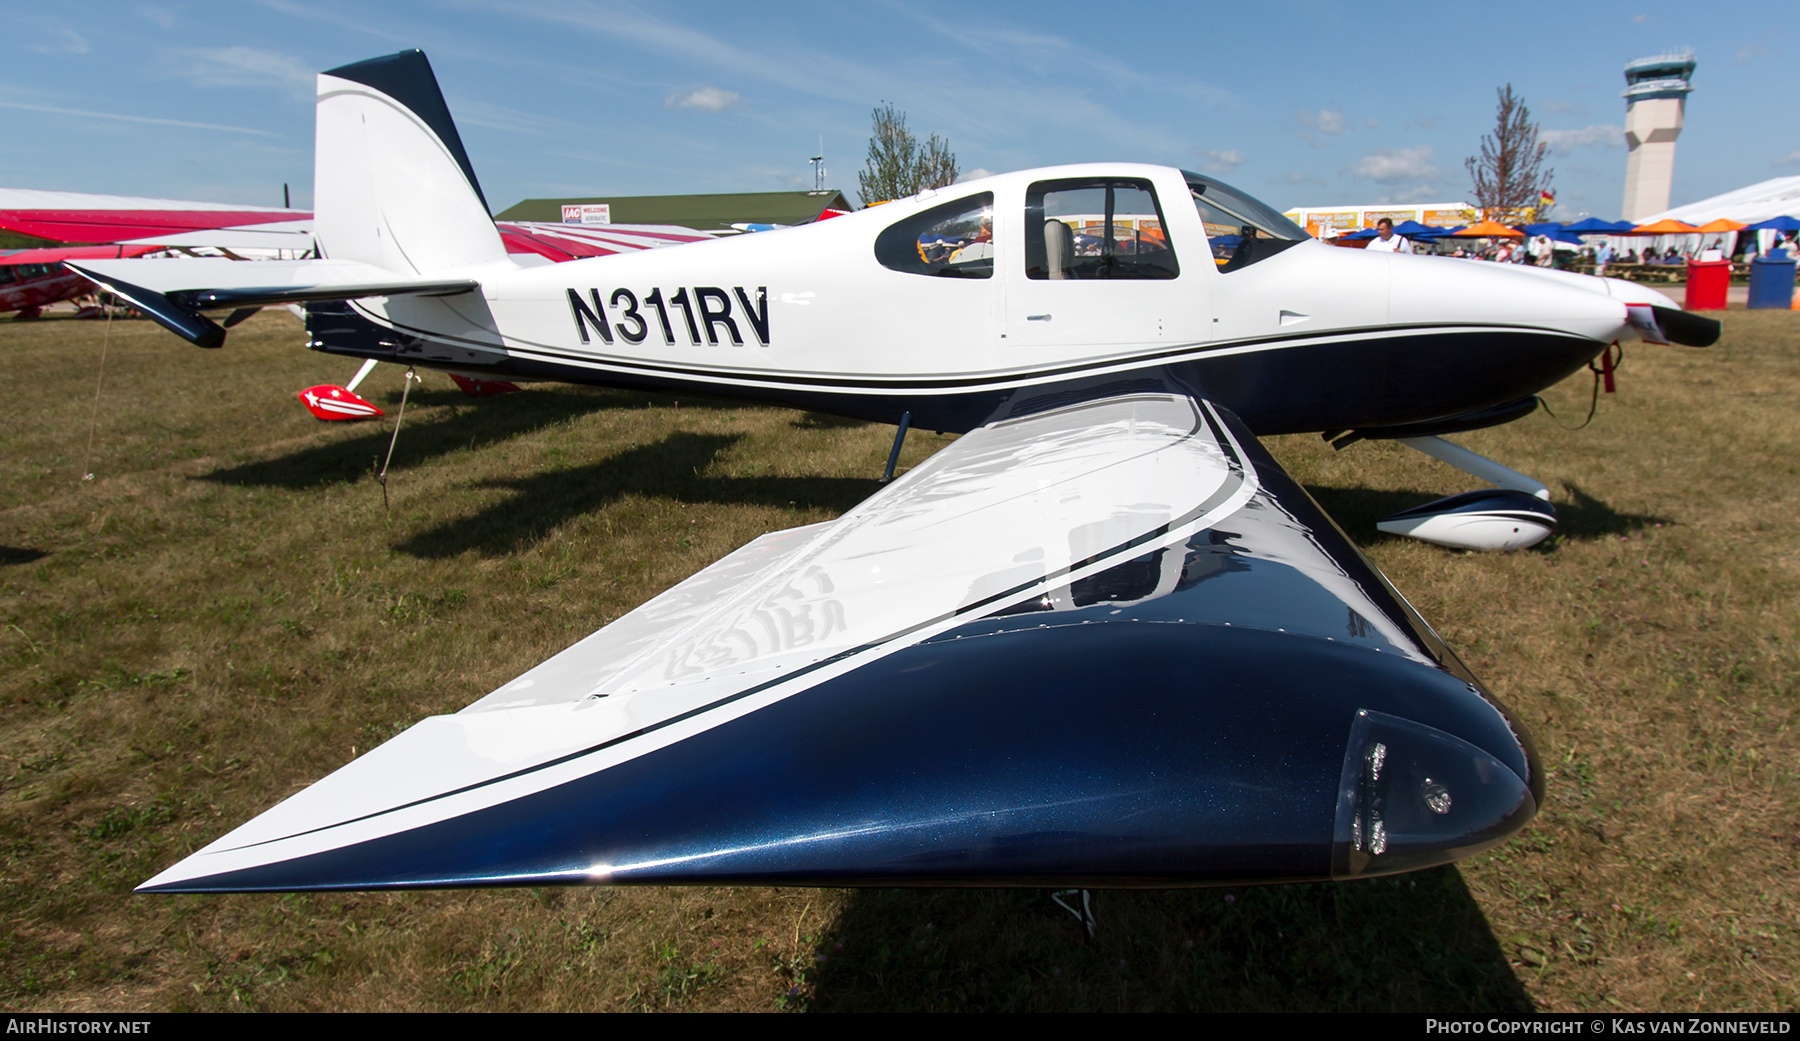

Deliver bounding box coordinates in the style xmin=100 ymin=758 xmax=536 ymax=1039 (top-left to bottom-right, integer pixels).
xmin=2 ymin=1 xmax=1794 ymax=219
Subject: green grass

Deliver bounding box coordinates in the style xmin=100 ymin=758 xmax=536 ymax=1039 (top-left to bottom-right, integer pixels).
xmin=0 ymin=306 xmax=1795 ymax=1011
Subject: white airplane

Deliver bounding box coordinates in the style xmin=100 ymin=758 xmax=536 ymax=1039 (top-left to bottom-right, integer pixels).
xmin=69 ymin=51 xmax=1717 ymax=895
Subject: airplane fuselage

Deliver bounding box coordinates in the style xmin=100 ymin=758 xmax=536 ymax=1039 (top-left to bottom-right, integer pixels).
xmin=314 ymin=164 xmax=1636 ymax=436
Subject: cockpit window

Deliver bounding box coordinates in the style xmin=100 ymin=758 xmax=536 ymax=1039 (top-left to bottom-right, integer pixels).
xmin=1024 ymin=178 xmax=1178 ymax=280
xmin=1183 ymin=171 xmax=1309 ymax=272
xmin=874 ymin=193 xmax=995 ymax=278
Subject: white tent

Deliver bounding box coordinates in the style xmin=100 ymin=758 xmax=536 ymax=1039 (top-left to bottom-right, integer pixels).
xmin=1635 ymin=176 xmax=1800 ymax=225
xmin=1631 ymin=177 xmax=1800 ymax=257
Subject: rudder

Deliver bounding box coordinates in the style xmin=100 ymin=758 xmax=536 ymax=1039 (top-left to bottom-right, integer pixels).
xmin=314 ymin=50 xmax=506 ymax=274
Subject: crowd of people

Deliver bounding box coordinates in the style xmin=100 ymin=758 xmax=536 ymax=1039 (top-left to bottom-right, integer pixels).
xmin=1361 ymin=217 xmax=1800 ymax=272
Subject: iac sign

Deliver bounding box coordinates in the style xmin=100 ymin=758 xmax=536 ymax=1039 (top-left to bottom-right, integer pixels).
xmin=568 ymin=286 xmax=770 ymax=348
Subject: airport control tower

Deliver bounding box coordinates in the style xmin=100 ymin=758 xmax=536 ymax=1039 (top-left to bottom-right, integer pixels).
xmin=1620 ymin=52 xmax=1696 ymax=222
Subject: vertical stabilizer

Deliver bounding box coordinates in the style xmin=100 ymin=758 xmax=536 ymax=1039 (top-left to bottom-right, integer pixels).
xmin=314 ymin=50 xmax=506 ymax=274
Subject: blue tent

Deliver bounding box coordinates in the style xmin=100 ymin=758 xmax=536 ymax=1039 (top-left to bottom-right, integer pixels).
xmin=1563 ymin=218 xmax=1635 ymax=234
xmin=1336 ymin=228 xmax=1379 ymax=241
xmin=1516 ymin=223 xmax=1584 ymax=245
xmin=1746 ymin=215 xmax=1800 ymax=232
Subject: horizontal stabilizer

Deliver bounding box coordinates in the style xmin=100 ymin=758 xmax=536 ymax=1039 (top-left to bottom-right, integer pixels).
xmin=67 ymin=257 xmax=477 ymax=349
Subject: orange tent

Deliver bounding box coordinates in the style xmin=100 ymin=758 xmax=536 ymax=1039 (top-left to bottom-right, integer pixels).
xmin=1631 ymin=218 xmax=1699 ymax=234
xmin=1452 ymin=220 xmax=1525 ymax=238
xmin=1693 ymin=218 xmax=1747 ymax=233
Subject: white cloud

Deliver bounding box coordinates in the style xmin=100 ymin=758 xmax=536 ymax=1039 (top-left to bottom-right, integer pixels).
xmin=1295 ymin=109 xmax=1345 ymax=148
xmin=31 ymin=28 xmax=88 ymax=54
xmin=162 ymin=47 xmax=316 ymax=99
xmin=135 ymin=4 xmax=176 ymax=30
xmin=486 ymin=2 xmax=1208 ymax=163
xmin=664 ymin=86 xmax=742 ymax=112
xmin=0 ymin=99 xmax=274 ymax=135
xmin=1196 ymin=149 xmax=1245 ymax=174
xmin=957 ymin=167 xmax=995 ymax=182
xmin=1298 ymin=109 xmax=1345 ymax=134
xmin=1272 ymin=172 xmax=1327 ymax=188
xmin=450 ymin=98 xmax=574 ymax=137
xmin=1542 ymin=124 xmax=1624 ymax=152
xmin=1350 ymin=146 xmax=1439 ymax=184
xmin=1776 ymin=151 xmax=1800 ymax=166
xmin=1736 ymin=44 xmax=1766 ymax=64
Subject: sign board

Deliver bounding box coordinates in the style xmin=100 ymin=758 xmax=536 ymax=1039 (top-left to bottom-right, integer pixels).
xmin=1286 ymin=203 xmax=1475 ymax=237
xmin=1289 ymin=209 xmax=1362 ymax=238
xmin=561 ymin=204 xmax=612 ymax=225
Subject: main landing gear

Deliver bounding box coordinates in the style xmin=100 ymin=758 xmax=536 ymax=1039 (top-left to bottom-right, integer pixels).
xmin=1374 ymin=436 xmax=1557 ymax=552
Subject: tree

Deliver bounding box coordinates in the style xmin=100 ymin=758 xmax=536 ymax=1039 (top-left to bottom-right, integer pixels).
xmin=858 ymin=103 xmax=958 ymax=205
xmin=1464 ymin=85 xmax=1554 ymax=222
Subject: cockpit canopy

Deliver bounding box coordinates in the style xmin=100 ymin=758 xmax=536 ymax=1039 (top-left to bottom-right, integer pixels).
xmin=1183 ymin=171 xmax=1310 ymax=272
xmin=872 ymin=170 xmax=1311 ymax=279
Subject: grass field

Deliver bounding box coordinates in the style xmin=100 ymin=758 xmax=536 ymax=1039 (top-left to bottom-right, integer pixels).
xmin=1 ymin=305 xmax=1796 ymax=1012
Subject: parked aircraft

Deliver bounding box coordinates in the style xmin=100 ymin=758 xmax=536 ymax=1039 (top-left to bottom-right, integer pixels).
xmin=0 ymin=186 xmax=722 ymax=418
xmin=0 ymin=186 xmax=311 ymax=323
xmin=68 ymin=51 xmax=1717 ymax=894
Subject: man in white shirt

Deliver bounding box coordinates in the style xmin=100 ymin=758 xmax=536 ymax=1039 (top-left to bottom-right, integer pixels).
xmin=1365 ymin=218 xmax=1413 ymax=254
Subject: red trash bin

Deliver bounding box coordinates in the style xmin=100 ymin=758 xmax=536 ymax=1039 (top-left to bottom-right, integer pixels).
xmin=1684 ymin=259 xmax=1730 ymax=310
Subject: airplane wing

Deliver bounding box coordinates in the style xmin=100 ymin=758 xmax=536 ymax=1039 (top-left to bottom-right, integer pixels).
xmin=0 ymin=186 xmax=302 ymax=244
xmin=113 ymin=219 xmax=316 ymax=253
xmin=66 ymin=256 xmax=479 ymax=348
xmin=495 ymin=220 xmax=721 ymax=263
xmin=140 ymin=391 xmax=1539 ymax=893
xmin=0 ymin=244 xmax=165 ymax=265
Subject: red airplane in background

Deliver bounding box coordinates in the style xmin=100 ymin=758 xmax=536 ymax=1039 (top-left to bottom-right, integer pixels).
xmin=4 ymin=186 xmax=729 ymax=418
xmin=0 ymin=186 xmax=312 ymax=319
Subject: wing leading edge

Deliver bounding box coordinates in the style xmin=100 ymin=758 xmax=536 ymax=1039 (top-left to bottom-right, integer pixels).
xmin=140 ymin=392 xmax=1539 ymax=893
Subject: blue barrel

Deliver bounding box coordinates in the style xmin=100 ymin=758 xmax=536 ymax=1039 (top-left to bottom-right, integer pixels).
xmin=1749 ymin=251 xmax=1796 ymax=309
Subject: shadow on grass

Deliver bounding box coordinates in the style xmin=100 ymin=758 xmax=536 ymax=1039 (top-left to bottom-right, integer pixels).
xmin=200 ymin=390 xmax=621 ymax=490
xmin=806 ymin=868 xmax=1529 ymax=1012
xmin=0 ymin=546 xmax=47 ymax=565
xmin=1305 ymin=483 xmax=1670 ymax=548
xmin=1554 ymin=482 xmax=1672 ymax=540
xmin=1303 ymin=486 xmax=1441 ymax=542
xmin=397 ymin=430 xmax=882 ymax=559
xmin=792 ymin=411 xmax=872 ymax=430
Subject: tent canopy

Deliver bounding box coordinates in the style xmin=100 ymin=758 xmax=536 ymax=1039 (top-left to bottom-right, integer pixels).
xmin=1747 ymin=215 xmax=1800 ymax=232
xmin=1694 ymin=218 xmax=1747 ymax=233
xmin=1631 ymin=218 xmax=1699 ymax=234
xmin=1519 ymin=226 xmax=1584 ymax=245
xmin=1563 ymin=217 xmax=1636 ymax=233
xmin=1453 ymin=220 xmax=1524 ymax=238
xmin=1633 ymin=175 xmax=1800 ymax=227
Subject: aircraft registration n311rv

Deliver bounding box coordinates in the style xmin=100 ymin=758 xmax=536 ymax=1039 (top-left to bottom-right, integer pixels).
xmin=70 ymin=51 xmax=1718 ymax=895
